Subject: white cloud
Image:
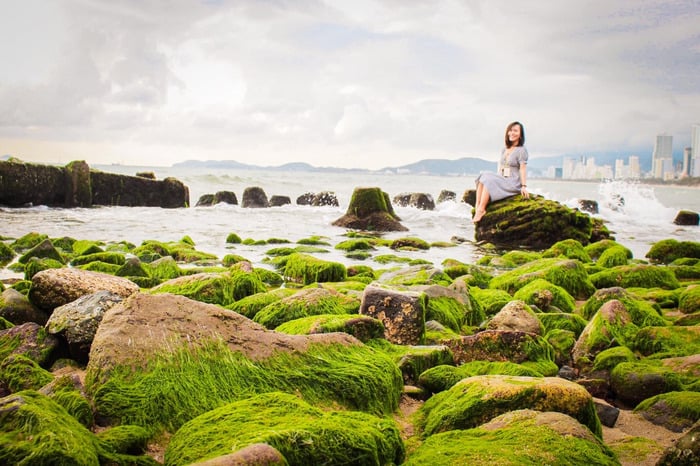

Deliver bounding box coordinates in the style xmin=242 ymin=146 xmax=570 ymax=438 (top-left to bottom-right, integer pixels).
xmin=0 ymin=0 xmax=698 ymax=168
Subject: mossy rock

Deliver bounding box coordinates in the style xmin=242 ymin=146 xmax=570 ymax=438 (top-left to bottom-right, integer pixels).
xmin=486 ymin=250 xmax=543 ymax=268
xmin=545 ymin=329 xmax=577 ymax=367
xmin=592 ymin=345 xmax=638 ymax=372
xmin=589 ymin=264 xmax=681 ymax=290
xmin=0 ymin=241 xmax=16 ymax=266
xmin=418 ymin=361 xmax=544 ymax=394
xmin=23 ymin=256 xmax=65 ymax=280
xmin=71 ymin=251 xmax=126 ymax=267
xmin=147 ymin=256 xmax=182 ymax=280
xmin=542 ymin=239 xmax=592 ymax=263
xmin=283 ymin=253 xmax=347 ymax=285
xmin=634 ymin=391 xmax=700 ymax=432
xmin=470 ymin=287 xmax=512 ymax=317
xmin=11 ymin=232 xmax=49 ymax=251
xmin=0 ymin=353 xmax=54 ymax=392
xmin=608 ymin=436 xmax=665 ymax=466
xmin=164 ymin=391 xmax=405 ymax=466
xmin=334 ymin=239 xmax=375 ymax=251
xmin=489 ymin=258 xmax=595 ymax=300
xmin=679 ymin=286 xmax=700 ymax=314
xmin=441 ymin=261 xmax=492 ymax=288
xmin=425 ymin=291 xmax=484 ymax=332
xmin=71 ymin=239 xmax=104 ymax=256
xmin=405 ymin=409 xmax=618 ymax=466
xmin=580 ymin=287 xmax=667 ymax=327
xmin=474 ymin=194 xmax=612 ymax=250
xmin=632 ymin=326 xmax=700 ymax=358
xmin=416 ymin=375 xmax=602 ymax=438
xmin=0 ymin=390 xmax=155 ymax=465
xmin=390 ymin=237 xmax=430 ymax=251
xmin=150 ymin=273 xmax=243 ymax=306
xmin=97 ymin=424 xmax=151 ymax=456
xmin=670 ymin=264 xmax=700 ymax=281
xmin=50 ymin=387 xmax=95 ymax=428
xmin=115 ymin=257 xmax=150 ymax=278
xmin=628 ymin=287 xmax=680 ymax=310
xmin=597 ymin=244 xmax=634 ymax=268
xmin=253 ymin=287 xmax=356 ymax=329
xmin=275 ymin=314 xmax=385 ymax=342
xmin=226 ymin=288 xmax=296 ymax=319
xmin=585 ymin=239 xmax=627 ymax=261
xmin=375 ymin=264 xmax=452 ymax=287
xmin=646 ymin=239 xmax=700 ymax=264
xmin=87 ymin=339 xmax=402 ymax=435
xmin=332 ymin=187 xmax=407 ymax=231
xmin=18 ymin=239 xmax=65 ymax=265
xmin=513 ymin=278 xmax=576 ymax=313
xmin=611 ymin=361 xmax=683 ymax=407
xmin=537 ymin=312 xmax=588 ymax=337
xmin=78 ymin=261 xmax=121 ymax=275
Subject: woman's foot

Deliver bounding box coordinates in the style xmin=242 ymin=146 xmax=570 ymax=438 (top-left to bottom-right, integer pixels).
xmin=473 ymin=209 xmax=486 ymax=223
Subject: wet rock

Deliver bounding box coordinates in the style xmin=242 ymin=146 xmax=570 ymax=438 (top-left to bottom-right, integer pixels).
xmin=578 ymin=199 xmax=599 ymax=214
xmin=0 ymin=322 xmax=62 ymax=367
xmin=332 ymin=187 xmax=407 ymax=231
xmin=437 ymin=190 xmax=456 ymax=203
xmin=360 ymin=284 xmax=427 ymax=345
xmin=188 ymin=443 xmax=286 ymax=466
xmin=487 ymin=300 xmax=544 ymax=335
xmin=673 ymin=210 xmax=699 ymax=226
xmin=0 ymin=288 xmax=49 ymax=325
xmin=656 ymin=419 xmax=700 ymax=466
xmin=393 ymin=192 xmax=435 ymax=210
xmin=593 ymin=397 xmax=620 ymax=427
xmin=268 ymin=195 xmax=291 ymax=207
xmin=241 ymin=186 xmax=269 ymax=208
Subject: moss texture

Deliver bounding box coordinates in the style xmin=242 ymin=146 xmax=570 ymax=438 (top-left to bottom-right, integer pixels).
xmin=580 ymin=287 xmax=667 ymax=327
xmin=275 ymin=314 xmax=385 ymax=342
xmin=283 ymin=253 xmax=347 ymax=285
xmin=164 ymin=392 xmax=405 ymax=466
xmin=416 ymin=375 xmax=602 ymax=438
xmin=0 ymin=354 xmax=54 ymax=392
xmin=632 ymin=326 xmax=700 ymax=358
xmin=597 ymin=245 xmax=634 ymax=268
xmin=634 ymin=391 xmax=700 ymax=432
xmin=405 ymin=410 xmax=618 ymax=466
xmin=678 ymin=286 xmax=700 ymax=314
xmin=225 ymin=288 xmax=296 ymax=319
xmin=418 ymin=361 xmax=544 ymax=394
xmin=645 ymin=239 xmax=700 ymax=264
xmin=86 ymin=339 xmax=402 ymax=435
xmin=253 ymin=287 xmax=357 ymax=329
xmin=513 ymin=278 xmax=576 ymax=313
xmin=469 ymin=287 xmax=512 ymax=316
xmin=542 ymin=239 xmax=592 ymax=263
xmin=489 ymin=258 xmax=595 ymax=300
xmin=589 ymin=264 xmax=681 ymax=290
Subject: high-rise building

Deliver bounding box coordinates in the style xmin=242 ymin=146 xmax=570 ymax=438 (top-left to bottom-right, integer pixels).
xmin=692 ymin=124 xmax=700 ymax=177
xmin=652 ymin=134 xmax=673 ymax=178
xmin=628 ymin=155 xmax=641 ymax=178
xmin=682 ymin=147 xmax=692 ymax=177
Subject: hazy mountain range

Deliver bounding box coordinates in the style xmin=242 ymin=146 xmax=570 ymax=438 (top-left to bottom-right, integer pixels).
xmin=174 ymin=148 xmax=678 ymax=176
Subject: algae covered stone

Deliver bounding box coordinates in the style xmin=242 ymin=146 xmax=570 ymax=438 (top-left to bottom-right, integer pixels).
xmin=332 ymin=186 xmax=407 ymax=231
xmin=417 ymin=375 xmax=602 ymax=438
xmin=165 ymin=392 xmax=405 ymax=466
xmin=406 ymin=409 xmax=618 ymax=466
xmin=634 ymin=391 xmax=700 ymax=432
xmin=489 ymin=258 xmax=595 ymax=300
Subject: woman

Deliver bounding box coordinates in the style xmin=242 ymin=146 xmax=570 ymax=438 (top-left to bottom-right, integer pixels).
xmin=473 ymin=121 xmax=529 ymax=222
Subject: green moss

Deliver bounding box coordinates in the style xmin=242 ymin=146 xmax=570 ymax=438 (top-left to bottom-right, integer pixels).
xmin=11 ymin=232 xmax=49 ymax=251
xmin=253 ymin=288 xmax=355 ymax=329
xmin=335 ymin=239 xmax=375 ymax=251
xmin=513 ymin=278 xmax=576 ymax=313
xmin=283 ymin=253 xmax=346 ymax=285
xmin=97 ymin=425 xmax=151 ymax=455
xmin=71 ymin=239 xmax=104 ymax=256
xmin=373 ymin=254 xmax=413 ymax=265
xmin=417 ymin=375 xmax=602 ymax=438
xmin=597 ymin=244 xmax=634 ymax=268
xmin=221 ymin=253 xmax=248 ymax=266
xmin=634 ymin=391 xmax=700 ymax=431
xmin=0 ymin=354 xmax=54 ymax=392
xmin=537 ymin=312 xmax=587 ymax=337
xmin=225 ymin=232 xmax=242 ymax=244
xmin=611 ymin=361 xmax=683 ymax=406
xmin=418 ymin=361 xmax=544 ymax=394
xmin=646 ymin=239 xmax=700 ymax=264
xmin=226 ymin=288 xmax=296 ymax=319
xmin=165 ymin=392 xmax=404 ymax=466
xmin=678 ymin=286 xmax=700 ymax=314
xmin=51 ymin=388 xmax=95 ymax=428
xmin=376 ymin=264 xmax=452 ymax=286
xmin=470 ymin=287 xmax=512 ymax=316
xmin=426 ymin=295 xmax=485 ymax=332
xmin=115 ymin=258 xmax=150 ymax=278
xmin=405 ymin=411 xmax=617 ymax=466
xmin=18 ymin=239 xmax=65 ymax=264
xmin=590 ymin=264 xmax=681 ymax=290
xmin=489 ymin=258 xmax=595 ymax=300
xmin=10 ymin=280 xmax=32 ymax=294
xmin=628 ymin=287 xmax=680 ymax=309
xmin=254 ymin=267 xmax=284 ymax=286
xmin=593 ymin=346 xmax=637 ymax=371
xmin=87 ymin=340 xmax=403 ymax=434
xmin=585 ymin=239 xmax=625 ymax=260
xmin=147 ymin=256 xmax=182 ymax=280
xmin=78 ymin=261 xmax=121 ymax=274
xmin=275 ymin=314 xmax=385 ymax=341
xmin=71 ymin=251 xmax=126 ymax=266
xmin=0 ymin=241 xmax=15 ymax=266
xmin=297 ymin=235 xmax=332 ymax=246
xmin=545 ymin=329 xmax=576 ymax=366
xmin=441 ymin=261 xmax=493 ymax=288
xmin=151 ymin=274 xmax=243 ymax=306
xmin=390 ymin=237 xmax=430 ymax=251
xmin=608 ymin=436 xmax=664 ymax=466
xmin=495 ymin=250 xmax=543 ymax=268
xmin=542 ymin=239 xmax=592 ymax=263
xmin=632 ymin=326 xmax=700 ymax=358
xmin=23 ymin=257 xmax=64 ymax=280
xmin=580 ymin=287 xmax=667 ymax=327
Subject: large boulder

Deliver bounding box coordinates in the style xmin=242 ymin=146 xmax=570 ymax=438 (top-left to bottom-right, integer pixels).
xmin=487 ymin=300 xmax=544 ymax=335
xmin=417 ymin=375 xmax=602 ymax=437
xmin=241 ymin=186 xmax=269 ymax=208
xmin=393 ymin=192 xmax=435 ymax=210
xmin=28 ymin=268 xmax=139 ymax=311
xmin=467 ymin=193 xmax=612 ymax=249
xmin=360 ymin=284 xmax=427 ymax=345
xmin=673 ymin=210 xmax=699 ymax=226
xmin=332 ymin=187 xmax=407 ymax=231
xmin=0 ymin=322 xmax=62 ymax=367
xmin=0 ymin=288 xmax=49 ymax=325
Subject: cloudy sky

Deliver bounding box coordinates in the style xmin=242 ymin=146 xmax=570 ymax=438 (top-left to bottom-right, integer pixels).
xmin=1 ymin=0 xmax=698 ymax=169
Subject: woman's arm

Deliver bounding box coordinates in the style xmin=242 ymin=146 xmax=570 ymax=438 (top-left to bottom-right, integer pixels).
xmin=519 ymin=163 xmax=529 ymax=198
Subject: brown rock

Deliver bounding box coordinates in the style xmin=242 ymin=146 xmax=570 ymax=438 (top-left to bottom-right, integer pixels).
xmin=359 ymin=284 xmax=426 ymax=345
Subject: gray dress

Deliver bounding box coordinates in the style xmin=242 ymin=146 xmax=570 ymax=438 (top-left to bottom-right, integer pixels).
xmin=474 ymin=146 xmax=528 ymax=202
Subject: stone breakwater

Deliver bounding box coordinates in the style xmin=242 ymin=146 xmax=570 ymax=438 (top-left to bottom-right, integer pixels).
xmin=0 ymin=159 xmax=189 ymax=208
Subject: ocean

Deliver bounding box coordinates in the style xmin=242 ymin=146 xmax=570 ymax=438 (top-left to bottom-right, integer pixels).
xmin=1 ymin=165 xmax=698 ymax=281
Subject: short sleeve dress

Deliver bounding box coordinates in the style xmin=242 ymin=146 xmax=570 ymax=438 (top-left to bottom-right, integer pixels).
xmin=474 ymin=146 xmax=528 ymax=202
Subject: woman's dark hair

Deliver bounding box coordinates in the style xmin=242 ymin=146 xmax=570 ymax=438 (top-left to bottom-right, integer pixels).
xmin=504 ymin=121 xmax=525 ymax=148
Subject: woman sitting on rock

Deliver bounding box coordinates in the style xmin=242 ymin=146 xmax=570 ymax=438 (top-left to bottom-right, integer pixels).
xmin=473 ymin=121 xmax=530 ymax=222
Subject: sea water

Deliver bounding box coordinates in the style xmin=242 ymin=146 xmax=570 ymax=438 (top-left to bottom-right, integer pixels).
xmin=1 ymin=165 xmax=698 ymax=280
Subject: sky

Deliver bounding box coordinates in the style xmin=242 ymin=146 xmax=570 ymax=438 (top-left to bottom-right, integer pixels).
xmin=1 ymin=0 xmax=698 ymax=169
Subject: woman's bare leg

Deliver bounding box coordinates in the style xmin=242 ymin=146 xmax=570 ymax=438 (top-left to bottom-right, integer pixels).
xmin=473 ymin=185 xmax=489 ymax=222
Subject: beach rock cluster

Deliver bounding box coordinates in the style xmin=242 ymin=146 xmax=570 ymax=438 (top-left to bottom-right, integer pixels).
xmin=1 ymin=212 xmax=699 ymax=464
xmin=0 ymin=158 xmax=189 ymax=208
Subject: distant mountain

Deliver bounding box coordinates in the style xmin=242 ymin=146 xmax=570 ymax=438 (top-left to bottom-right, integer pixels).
xmin=173 ymin=149 xmax=673 ymax=177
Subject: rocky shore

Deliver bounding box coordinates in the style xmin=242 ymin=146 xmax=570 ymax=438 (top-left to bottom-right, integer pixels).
xmin=1 ymin=190 xmax=699 ymax=465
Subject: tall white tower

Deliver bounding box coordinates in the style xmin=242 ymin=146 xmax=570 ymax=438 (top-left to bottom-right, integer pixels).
xmin=652 ymin=134 xmax=673 ymax=178
xmin=691 ymin=124 xmax=700 ymax=177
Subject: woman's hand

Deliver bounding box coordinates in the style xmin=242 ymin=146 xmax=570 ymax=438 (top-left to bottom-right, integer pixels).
xmin=521 ymin=186 xmax=529 ymax=199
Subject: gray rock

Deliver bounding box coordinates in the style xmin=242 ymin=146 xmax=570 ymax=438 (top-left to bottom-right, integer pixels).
xmin=241 ymin=186 xmax=269 ymax=208
xmin=45 ymin=291 xmax=124 ymax=363
xmin=0 ymin=288 xmax=49 ymax=325
xmin=487 ymin=300 xmax=544 ymax=335
xmin=593 ymin=397 xmax=620 ymax=427
xmin=360 ymin=284 xmax=426 ymax=345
